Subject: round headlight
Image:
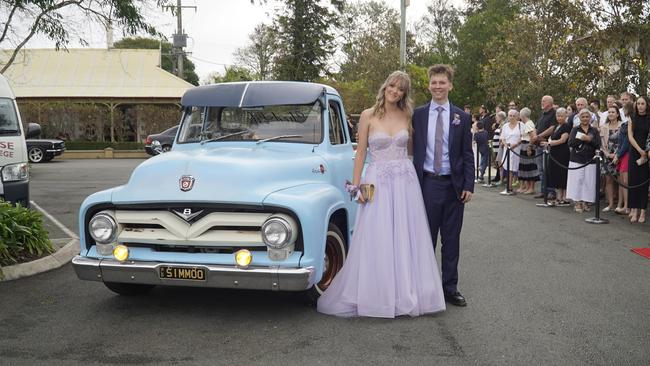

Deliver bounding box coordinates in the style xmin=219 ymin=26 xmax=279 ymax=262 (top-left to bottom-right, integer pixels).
xmin=89 ymin=213 xmax=117 ymax=244
xmin=261 ymin=217 xmax=292 ymax=249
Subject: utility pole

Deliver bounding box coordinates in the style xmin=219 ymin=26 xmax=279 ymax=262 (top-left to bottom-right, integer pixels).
xmin=165 ymin=0 xmax=196 ymax=79
xmin=400 ymin=0 xmax=409 ymax=68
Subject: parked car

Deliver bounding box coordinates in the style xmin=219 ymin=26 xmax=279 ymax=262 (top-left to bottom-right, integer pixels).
xmin=72 ymin=81 xmax=358 ymax=302
xmin=25 ymin=123 xmax=65 ymax=163
xmin=144 ymin=125 xmax=178 ymax=156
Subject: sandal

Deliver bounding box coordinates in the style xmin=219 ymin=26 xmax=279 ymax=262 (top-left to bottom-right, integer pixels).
xmin=640 ymin=211 xmax=646 ymax=224
xmin=602 ymin=206 xmax=613 ymax=212
xmin=574 ymin=205 xmax=583 ymax=213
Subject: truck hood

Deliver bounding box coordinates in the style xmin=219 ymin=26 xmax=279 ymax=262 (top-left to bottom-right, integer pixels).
xmin=111 ymin=145 xmax=328 ymax=205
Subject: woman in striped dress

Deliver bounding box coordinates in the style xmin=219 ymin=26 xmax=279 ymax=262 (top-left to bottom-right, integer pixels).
xmin=517 ymin=108 xmax=539 ymax=193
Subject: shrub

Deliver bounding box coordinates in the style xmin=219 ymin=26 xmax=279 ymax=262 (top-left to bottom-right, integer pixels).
xmin=64 ymin=141 xmax=145 ymax=150
xmin=0 ymin=201 xmax=53 ymax=267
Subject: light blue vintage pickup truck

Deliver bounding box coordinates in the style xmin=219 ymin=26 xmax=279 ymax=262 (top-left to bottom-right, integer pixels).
xmin=72 ymin=81 xmax=358 ymax=301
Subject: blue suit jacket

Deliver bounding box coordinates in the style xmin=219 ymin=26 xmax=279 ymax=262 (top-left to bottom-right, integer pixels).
xmin=412 ymin=102 xmax=475 ymax=195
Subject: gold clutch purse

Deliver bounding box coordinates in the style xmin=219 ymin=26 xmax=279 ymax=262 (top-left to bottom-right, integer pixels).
xmin=359 ymin=184 xmax=375 ymax=202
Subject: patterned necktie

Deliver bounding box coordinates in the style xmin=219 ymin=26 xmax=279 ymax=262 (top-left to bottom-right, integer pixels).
xmin=434 ymin=106 xmax=444 ymax=174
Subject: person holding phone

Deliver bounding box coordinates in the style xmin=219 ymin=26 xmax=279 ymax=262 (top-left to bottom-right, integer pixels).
xmin=567 ymin=109 xmax=601 ymax=213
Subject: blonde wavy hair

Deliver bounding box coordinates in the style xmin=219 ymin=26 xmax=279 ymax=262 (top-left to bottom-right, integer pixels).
xmin=372 ymin=71 xmax=414 ymax=119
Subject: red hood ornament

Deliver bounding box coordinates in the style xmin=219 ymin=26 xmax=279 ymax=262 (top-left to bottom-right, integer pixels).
xmin=179 ymin=175 xmax=195 ymax=192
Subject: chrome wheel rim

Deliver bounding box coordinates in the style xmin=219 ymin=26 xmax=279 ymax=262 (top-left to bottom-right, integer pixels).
xmin=316 ymin=229 xmax=346 ymax=294
xmin=29 ymin=148 xmax=43 ymax=162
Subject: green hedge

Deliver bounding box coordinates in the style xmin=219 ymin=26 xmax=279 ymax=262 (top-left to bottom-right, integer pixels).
xmin=0 ymin=201 xmax=54 ymax=268
xmin=64 ymin=141 xmax=145 ymax=150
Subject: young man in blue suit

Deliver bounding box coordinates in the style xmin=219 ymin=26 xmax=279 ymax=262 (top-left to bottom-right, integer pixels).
xmin=412 ymin=64 xmax=474 ymax=307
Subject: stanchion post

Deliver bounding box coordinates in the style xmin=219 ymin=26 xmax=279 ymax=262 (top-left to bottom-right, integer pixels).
xmin=507 ymin=147 xmax=511 ymax=192
xmin=483 ymin=147 xmax=495 ymax=187
xmin=536 ymin=145 xmax=552 ymax=207
xmin=475 ymin=144 xmax=480 ymax=183
xmin=543 ymin=146 xmax=548 ymax=205
xmin=586 ymin=151 xmax=609 ymax=224
xmin=500 ymin=147 xmax=514 ymax=195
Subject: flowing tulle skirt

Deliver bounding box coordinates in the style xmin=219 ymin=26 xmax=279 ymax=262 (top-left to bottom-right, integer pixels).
xmin=317 ymin=159 xmax=446 ymax=318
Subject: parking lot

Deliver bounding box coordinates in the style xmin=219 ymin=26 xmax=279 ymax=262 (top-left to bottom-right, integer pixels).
xmin=1 ymin=159 xmax=649 ymax=365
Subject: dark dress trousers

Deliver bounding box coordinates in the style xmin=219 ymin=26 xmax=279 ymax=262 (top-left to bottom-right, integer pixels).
xmin=412 ymin=102 xmax=474 ymax=294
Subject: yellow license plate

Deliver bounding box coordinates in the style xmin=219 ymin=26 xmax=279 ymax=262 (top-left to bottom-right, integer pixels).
xmin=159 ymin=266 xmax=206 ymax=281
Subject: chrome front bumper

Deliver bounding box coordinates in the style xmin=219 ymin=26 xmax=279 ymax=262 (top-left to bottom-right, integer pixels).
xmin=72 ymin=256 xmax=315 ymax=291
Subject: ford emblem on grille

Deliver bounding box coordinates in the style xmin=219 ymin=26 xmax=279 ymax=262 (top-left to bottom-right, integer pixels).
xmin=179 ymin=175 xmax=195 ymax=192
xmin=173 ymin=208 xmax=204 ymax=222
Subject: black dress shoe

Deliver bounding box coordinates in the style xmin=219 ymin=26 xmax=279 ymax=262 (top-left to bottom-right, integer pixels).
xmin=444 ymin=291 xmax=467 ymax=307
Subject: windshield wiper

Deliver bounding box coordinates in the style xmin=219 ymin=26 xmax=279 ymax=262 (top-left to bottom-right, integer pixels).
xmin=256 ymin=135 xmax=303 ymax=144
xmin=200 ymin=129 xmax=251 ymax=145
xmin=0 ymin=128 xmax=19 ymax=134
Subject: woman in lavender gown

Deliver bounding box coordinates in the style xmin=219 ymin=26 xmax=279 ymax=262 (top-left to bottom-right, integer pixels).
xmin=317 ymin=71 xmax=446 ymax=318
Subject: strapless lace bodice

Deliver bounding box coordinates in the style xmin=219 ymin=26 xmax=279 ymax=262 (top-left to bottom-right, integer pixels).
xmin=367 ymin=129 xmax=414 ymax=183
xmin=368 ymin=129 xmax=409 ymax=162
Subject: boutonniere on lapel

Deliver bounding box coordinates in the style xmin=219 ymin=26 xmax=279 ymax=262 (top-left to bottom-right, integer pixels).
xmin=452 ymin=113 xmax=461 ymax=126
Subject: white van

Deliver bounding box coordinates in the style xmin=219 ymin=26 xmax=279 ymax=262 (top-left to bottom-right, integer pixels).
xmin=0 ymin=74 xmax=29 ymax=207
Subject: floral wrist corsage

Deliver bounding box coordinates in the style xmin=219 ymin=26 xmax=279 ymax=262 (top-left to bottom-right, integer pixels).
xmin=345 ymin=180 xmax=361 ymax=200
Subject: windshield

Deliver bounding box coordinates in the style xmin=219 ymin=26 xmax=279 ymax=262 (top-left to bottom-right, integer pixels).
xmin=0 ymin=98 xmax=20 ymax=134
xmin=177 ymin=102 xmax=323 ymax=144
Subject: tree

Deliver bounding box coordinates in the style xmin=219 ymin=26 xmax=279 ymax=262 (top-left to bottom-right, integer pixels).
xmin=415 ymin=0 xmax=461 ymax=66
xmin=338 ymin=1 xmax=401 ymax=82
xmin=588 ymin=0 xmax=650 ymax=96
xmin=233 ymin=24 xmax=276 ymax=80
xmin=480 ymin=0 xmax=599 ymax=109
xmin=0 ymin=0 xmax=168 ymax=73
xmin=113 ymin=37 xmax=199 ymax=85
xmin=452 ymin=0 xmax=520 ymax=107
xmin=325 ymin=1 xmax=419 ymax=112
xmin=272 ymin=0 xmax=343 ymax=81
xmin=206 ymin=66 xmax=253 ymax=84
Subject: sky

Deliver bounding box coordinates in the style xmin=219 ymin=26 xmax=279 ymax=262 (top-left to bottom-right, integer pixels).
xmin=21 ymin=0 xmax=463 ymax=83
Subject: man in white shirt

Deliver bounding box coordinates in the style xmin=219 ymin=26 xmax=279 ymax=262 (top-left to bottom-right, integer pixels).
xmin=619 ymin=91 xmax=635 ymax=122
xmin=590 ymin=99 xmax=607 ymax=127
xmin=571 ymin=97 xmax=595 ymax=127
xmin=607 ymin=95 xmax=627 ymax=123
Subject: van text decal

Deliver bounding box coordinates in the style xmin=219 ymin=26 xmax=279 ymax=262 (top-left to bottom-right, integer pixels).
xmin=0 ymin=141 xmax=15 ymax=157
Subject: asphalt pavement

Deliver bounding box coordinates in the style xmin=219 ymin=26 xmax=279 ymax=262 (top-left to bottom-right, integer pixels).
xmin=0 ymin=159 xmax=649 ymax=365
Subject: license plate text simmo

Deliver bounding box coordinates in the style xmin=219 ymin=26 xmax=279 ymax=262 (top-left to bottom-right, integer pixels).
xmin=159 ymin=266 xmax=206 ymax=281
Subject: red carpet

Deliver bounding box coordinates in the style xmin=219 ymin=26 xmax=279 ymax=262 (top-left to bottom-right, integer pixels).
xmin=631 ymin=248 xmax=650 ymax=259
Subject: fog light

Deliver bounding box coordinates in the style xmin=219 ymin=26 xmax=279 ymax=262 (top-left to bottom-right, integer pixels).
xmin=235 ymin=249 xmax=252 ymax=269
xmin=113 ymin=244 xmax=129 ymax=262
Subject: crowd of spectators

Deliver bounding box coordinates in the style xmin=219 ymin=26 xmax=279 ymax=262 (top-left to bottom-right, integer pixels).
xmin=471 ymin=92 xmax=650 ymax=224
